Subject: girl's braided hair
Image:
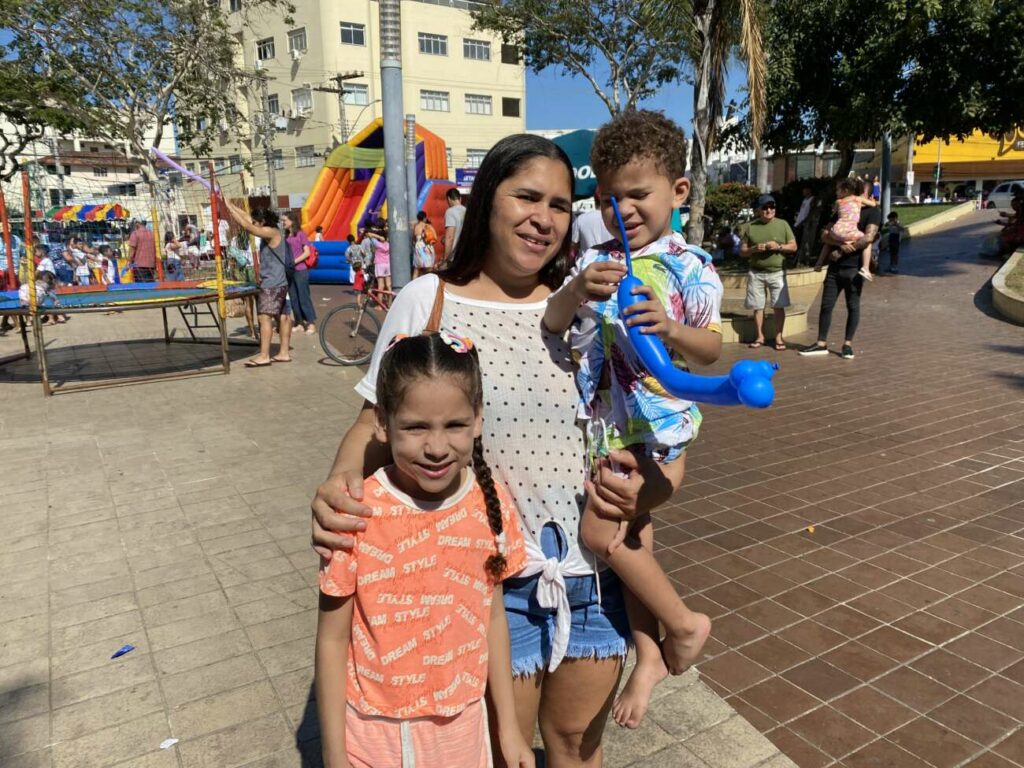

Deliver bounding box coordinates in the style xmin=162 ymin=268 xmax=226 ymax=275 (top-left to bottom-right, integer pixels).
xmin=376 ymin=333 xmax=507 ymax=580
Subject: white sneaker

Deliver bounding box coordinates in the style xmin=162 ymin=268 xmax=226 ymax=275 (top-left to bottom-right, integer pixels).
xmin=858 ymin=268 xmax=874 ymax=282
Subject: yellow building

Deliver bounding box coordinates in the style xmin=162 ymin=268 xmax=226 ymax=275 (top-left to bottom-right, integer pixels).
xmin=180 ymin=0 xmax=525 ymax=207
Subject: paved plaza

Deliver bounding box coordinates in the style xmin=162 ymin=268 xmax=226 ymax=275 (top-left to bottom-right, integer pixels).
xmin=0 ymin=210 xmax=1021 ymax=767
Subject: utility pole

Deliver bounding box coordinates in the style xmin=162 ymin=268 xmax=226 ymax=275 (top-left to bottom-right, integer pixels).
xmin=379 ymin=0 xmax=411 ymax=288
xmin=256 ymin=72 xmax=278 ymax=206
xmin=880 ymin=132 xmax=892 ymax=222
xmin=313 ymin=72 xmax=365 ymax=144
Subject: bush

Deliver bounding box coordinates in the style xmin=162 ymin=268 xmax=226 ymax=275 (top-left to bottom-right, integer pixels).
xmin=704 ymin=182 xmax=760 ymax=232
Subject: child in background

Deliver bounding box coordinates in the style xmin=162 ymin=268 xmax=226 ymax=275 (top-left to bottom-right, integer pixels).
xmin=815 ymin=177 xmax=877 ymax=280
xmin=315 ymin=332 xmax=532 ymax=768
xmin=19 ymin=269 xmax=59 ymax=307
xmin=368 ymin=226 xmax=391 ymax=301
xmin=544 ymin=110 xmax=720 ymax=730
xmin=98 ymin=245 xmax=117 ymax=285
xmin=885 ymin=211 xmax=907 ymax=273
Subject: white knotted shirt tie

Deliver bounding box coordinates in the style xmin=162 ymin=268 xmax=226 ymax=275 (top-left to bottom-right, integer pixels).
xmin=515 ymin=537 xmax=596 ymax=672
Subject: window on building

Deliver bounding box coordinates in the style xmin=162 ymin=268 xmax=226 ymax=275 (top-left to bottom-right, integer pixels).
xmin=465 ymin=94 xmax=492 ymax=115
xmin=272 ymin=149 xmax=284 ymax=170
xmin=229 ymin=154 xmax=243 ymax=172
xmin=794 ymin=154 xmax=815 ymax=180
xmin=501 ymin=97 xmax=521 ymax=118
xmin=288 ymin=28 xmax=307 ymax=53
xmin=292 ymin=87 xmax=313 ymax=114
xmin=266 ymin=94 xmax=280 ymax=114
xmin=343 ymin=83 xmax=369 ymax=106
xmin=184 ymin=162 xmax=196 ymax=174
xmin=45 ymin=164 xmax=70 ymax=176
xmin=296 ymin=145 xmax=317 ymax=167
xmin=256 ymin=37 xmax=275 ymax=60
xmin=463 ymin=39 xmax=490 ymax=61
xmin=340 ymin=22 xmax=365 ymax=46
xmin=229 ymin=0 xmax=241 ymax=11
xmin=49 ymin=189 xmax=74 ymax=205
xmin=501 ymin=44 xmax=521 ymax=64
xmin=466 ymin=149 xmax=487 ymax=168
xmin=420 ymin=90 xmax=450 ymax=112
xmin=93 ymin=167 xmax=108 ymax=177
xmin=418 ymin=33 xmax=448 ymax=56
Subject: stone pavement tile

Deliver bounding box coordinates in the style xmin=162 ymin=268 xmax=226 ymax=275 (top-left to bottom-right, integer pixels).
xmin=0 ymin=711 xmax=50 ymax=761
xmin=50 ymin=609 xmax=142 ymax=658
xmin=51 ymin=711 xmax=172 ymax=768
xmin=623 ymin=742 xmax=711 ymax=767
xmin=647 ymin=680 xmax=734 ymax=739
xmin=108 ymin=750 xmax=178 ymax=768
xmin=176 ymin=711 xmax=295 ymax=768
xmin=222 ymin=572 xmax=309 ymax=607
xmin=736 ymin=675 xmax=820 ymax=725
xmin=52 ymin=651 xmax=156 ymax=709
xmin=49 ymin=556 xmax=130 ymax=592
xmin=0 ymin=679 xmax=49 ymax=726
xmin=245 ymin=608 xmax=317 ymax=651
xmin=52 ymin=681 xmax=164 ymax=741
xmin=141 ymin=590 xmax=230 ymax=629
xmin=50 ymin=592 xmax=139 ymax=631
xmin=257 ymin=635 xmax=315 ymax=678
xmin=132 ymin=558 xmax=214 ymax=591
xmin=51 ymin=629 xmax=150 ymax=679
xmin=162 ymin=654 xmax=268 ymax=709
xmin=233 ymin=591 xmax=310 ymax=627
xmin=146 ymin=608 xmax=241 ymax=651
xmin=136 ymin=572 xmax=222 ymax=610
xmin=684 ymin=715 xmax=779 ymax=768
xmin=885 ymin=716 xmax=980 ymax=768
xmin=151 ymin=628 xmax=253 ymax=676
xmin=271 ymin=666 xmax=315 ymax=710
xmin=3 ymin=750 xmax=52 ymax=768
xmin=786 ymin=705 xmax=875 ymax=760
xmin=168 ymin=679 xmax=280 ymax=739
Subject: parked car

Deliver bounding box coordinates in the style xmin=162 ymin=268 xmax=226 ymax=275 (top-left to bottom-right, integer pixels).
xmin=985 ymin=180 xmax=1024 ymax=210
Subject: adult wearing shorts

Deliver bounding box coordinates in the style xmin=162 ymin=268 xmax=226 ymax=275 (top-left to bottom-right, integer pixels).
xmin=219 ymin=200 xmax=293 ymax=367
xmin=311 ymin=135 xmax=689 ymax=767
xmin=740 ymin=194 xmax=797 ymax=350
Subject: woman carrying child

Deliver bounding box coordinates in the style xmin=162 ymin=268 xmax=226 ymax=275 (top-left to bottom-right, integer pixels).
xmin=312 ymin=134 xmax=689 ymax=767
xmin=814 ymin=177 xmax=877 ymax=281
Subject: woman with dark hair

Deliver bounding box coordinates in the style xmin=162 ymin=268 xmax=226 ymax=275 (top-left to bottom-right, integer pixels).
xmin=310 ymin=134 xmax=681 ymax=766
xmin=219 ymin=201 xmax=293 ymax=366
xmin=281 ymin=212 xmax=317 ymax=334
xmin=412 ymin=209 xmax=438 ymax=279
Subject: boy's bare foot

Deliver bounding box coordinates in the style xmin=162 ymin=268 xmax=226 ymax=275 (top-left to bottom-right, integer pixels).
xmin=663 ymin=613 xmax=712 ymax=675
xmin=613 ymin=653 xmax=668 ymax=729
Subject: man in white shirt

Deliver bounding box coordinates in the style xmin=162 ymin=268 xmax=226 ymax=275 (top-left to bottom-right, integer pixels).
xmin=571 ymin=207 xmax=613 ymax=256
xmin=444 ymin=188 xmax=466 ymax=258
xmin=793 ymin=185 xmax=813 ymax=247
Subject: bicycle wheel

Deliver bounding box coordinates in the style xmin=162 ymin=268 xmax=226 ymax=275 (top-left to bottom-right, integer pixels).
xmin=319 ymin=303 xmax=382 ymax=365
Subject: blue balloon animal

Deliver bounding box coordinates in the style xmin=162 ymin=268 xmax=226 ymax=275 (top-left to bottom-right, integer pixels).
xmin=610 ymin=197 xmax=777 ymax=408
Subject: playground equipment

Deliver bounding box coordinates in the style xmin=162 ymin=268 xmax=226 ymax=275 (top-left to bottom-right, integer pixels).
xmin=301 ymin=119 xmax=455 ymax=284
xmin=609 ymin=197 xmax=777 ymax=408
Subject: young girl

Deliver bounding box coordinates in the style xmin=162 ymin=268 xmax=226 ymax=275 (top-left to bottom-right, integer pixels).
xmin=815 ymin=177 xmax=877 ymax=280
xmin=412 ymin=211 xmax=438 ymax=279
xmin=367 ymin=226 xmax=391 ymax=302
xmin=315 ymin=332 xmax=533 ymax=768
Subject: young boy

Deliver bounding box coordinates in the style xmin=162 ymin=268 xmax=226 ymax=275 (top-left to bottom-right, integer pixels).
xmin=544 ymin=110 xmax=721 ymax=730
xmin=885 ymin=210 xmax=906 ymax=273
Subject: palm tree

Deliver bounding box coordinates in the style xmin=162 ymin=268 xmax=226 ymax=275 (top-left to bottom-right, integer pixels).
xmin=650 ymin=0 xmax=767 ymax=245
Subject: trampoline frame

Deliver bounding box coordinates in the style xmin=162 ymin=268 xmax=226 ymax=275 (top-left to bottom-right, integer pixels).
xmin=0 ymin=285 xmax=260 ymax=395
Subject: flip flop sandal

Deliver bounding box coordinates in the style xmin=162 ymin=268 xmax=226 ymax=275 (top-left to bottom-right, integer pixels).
xmin=748 ymin=341 xmax=764 ymax=349
xmin=774 ymin=342 xmax=787 ymax=351
xmin=270 ymin=357 xmax=292 ymax=363
xmin=245 ymin=360 xmax=272 ymax=368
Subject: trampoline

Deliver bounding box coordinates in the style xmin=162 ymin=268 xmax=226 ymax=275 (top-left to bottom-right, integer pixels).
xmin=0 ymin=280 xmax=260 ymax=395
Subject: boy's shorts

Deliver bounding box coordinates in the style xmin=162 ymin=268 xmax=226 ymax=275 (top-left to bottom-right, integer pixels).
xmin=345 ymin=700 xmax=491 ymax=768
xmin=503 ymin=523 xmax=630 ymax=677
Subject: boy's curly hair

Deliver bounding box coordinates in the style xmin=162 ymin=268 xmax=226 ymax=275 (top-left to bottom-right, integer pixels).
xmin=591 ymin=110 xmax=688 ymax=182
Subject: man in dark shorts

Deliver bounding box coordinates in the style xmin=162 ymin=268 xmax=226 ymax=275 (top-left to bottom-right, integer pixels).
xmin=799 ymin=180 xmax=881 ymax=360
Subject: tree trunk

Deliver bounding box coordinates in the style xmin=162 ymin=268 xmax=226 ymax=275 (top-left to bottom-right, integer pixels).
xmin=686 ymin=0 xmax=716 ymax=247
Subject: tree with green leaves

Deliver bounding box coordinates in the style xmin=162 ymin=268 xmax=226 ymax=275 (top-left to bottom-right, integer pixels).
xmin=473 ymin=0 xmax=688 ymax=115
xmin=473 ymin=0 xmax=766 ymax=246
xmin=0 ymin=0 xmax=293 ymax=191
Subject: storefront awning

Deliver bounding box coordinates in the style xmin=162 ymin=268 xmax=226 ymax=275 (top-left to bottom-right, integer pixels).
xmin=45 ymin=203 xmax=131 ymax=222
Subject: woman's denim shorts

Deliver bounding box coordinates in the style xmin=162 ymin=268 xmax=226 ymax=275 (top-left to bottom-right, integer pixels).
xmin=503 ymin=523 xmax=630 ymax=677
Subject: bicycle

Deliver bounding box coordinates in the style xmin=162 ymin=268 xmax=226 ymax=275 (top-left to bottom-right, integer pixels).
xmin=319 ymin=287 xmax=395 ymax=365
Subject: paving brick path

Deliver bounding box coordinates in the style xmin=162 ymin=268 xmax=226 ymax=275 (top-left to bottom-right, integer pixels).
xmin=0 ymin=210 xmax=1019 ymax=767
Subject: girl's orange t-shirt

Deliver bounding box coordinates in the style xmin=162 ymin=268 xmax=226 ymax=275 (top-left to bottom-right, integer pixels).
xmin=319 ymin=467 xmax=525 ymax=719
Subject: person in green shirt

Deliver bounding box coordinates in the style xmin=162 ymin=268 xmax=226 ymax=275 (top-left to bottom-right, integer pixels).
xmin=740 ymin=194 xmax=797 ymax=350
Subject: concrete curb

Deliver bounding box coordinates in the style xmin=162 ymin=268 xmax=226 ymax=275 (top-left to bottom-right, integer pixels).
xmin=905 ymin=201 xmax=976 ymax=237
xmin=992 ymin=249 xmax=1024 ymax=325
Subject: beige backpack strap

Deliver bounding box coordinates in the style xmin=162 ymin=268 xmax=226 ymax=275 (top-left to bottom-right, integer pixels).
xmin=424 ymin=278 xmax=446 ymax=333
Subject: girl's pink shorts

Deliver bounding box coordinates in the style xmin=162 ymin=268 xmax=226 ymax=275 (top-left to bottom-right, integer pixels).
xmin=346 ymin=700 xmax=492 ymax=767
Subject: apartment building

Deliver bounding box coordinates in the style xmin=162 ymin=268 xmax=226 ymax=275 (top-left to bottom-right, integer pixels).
xmin=197 ymin=0 xmax=526 ymax=203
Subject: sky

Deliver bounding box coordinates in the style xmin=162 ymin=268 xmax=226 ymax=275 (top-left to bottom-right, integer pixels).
xmin=525 ymin=64 xmax=749 ymax=131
